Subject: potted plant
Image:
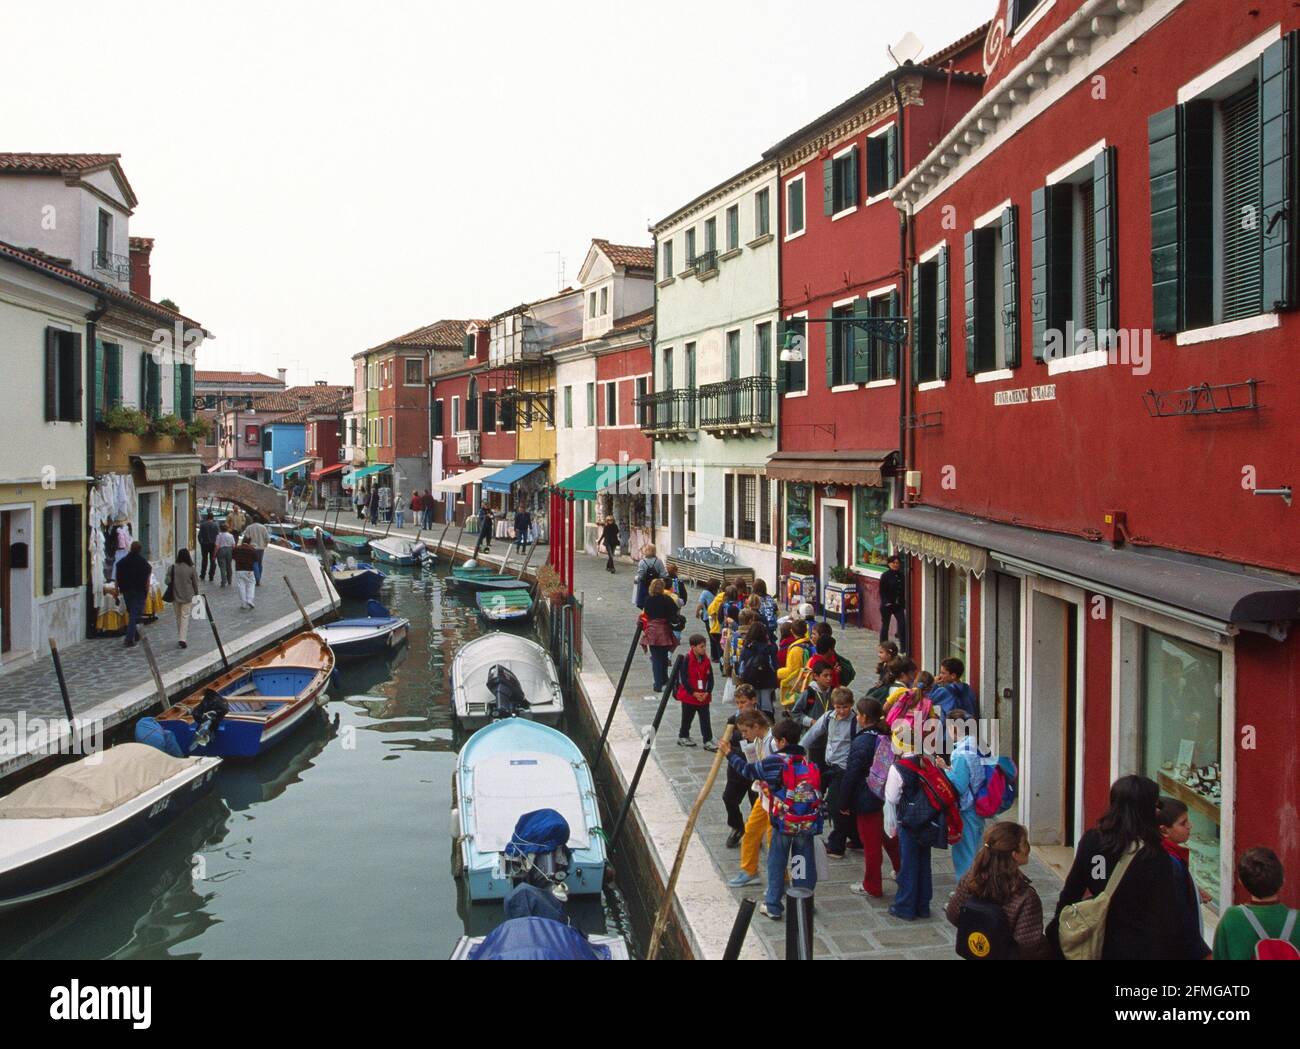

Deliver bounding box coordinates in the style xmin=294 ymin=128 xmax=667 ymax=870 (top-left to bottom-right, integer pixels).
xmin=538 ymin=565 xmax=567 ymax=606
xmin=824 ymin=566 xmax=861 ymax=623
xmin=102 ymin=405 xmax=152 ymax=436
xmin=184 ymin=417 xmax=211 ymax=441
xmin=150 ymin=414 xmax=185 ymax=438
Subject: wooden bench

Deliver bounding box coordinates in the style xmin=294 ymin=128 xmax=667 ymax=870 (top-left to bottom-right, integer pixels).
xmin=665 ymin=555 xmax=756 ymax=589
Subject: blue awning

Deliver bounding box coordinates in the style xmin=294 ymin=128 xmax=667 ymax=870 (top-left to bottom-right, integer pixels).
xmin=482 ymin=461 xmax=546 ymax=494
xmin=343 ymin=463 xmax=392 ymax=485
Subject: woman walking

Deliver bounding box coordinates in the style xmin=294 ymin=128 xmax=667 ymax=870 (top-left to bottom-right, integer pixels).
xmin=633 ymin=544 xmax=667 ymax=609
xmin=600 ymin=516 xmax=621 ymax=573
xmin=168 ymin=549 xmax=201 ymax=650
xmin=641 ymin=577 xmax=681 ymax=691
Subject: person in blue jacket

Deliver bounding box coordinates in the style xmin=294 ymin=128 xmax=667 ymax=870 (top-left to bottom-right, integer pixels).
xmin=942 ymin=708 xmax=987 ymax=879
xmin=932 ymin=657 xmax=979 ymax=718
xmin=720 ymin=719 xmax=820 ymax=921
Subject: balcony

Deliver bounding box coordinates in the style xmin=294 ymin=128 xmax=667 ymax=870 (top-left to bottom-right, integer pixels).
xmin=691 ymin=249 xmax=719 ymax=281
xmin=698 ymin=376 xmax=776 ymax=436
xmin=636 ymin=388 xmax=696 ymax=439
xmin=91 ymin=248 xmax=131 ymax=284
xmin=456 ymin=431 xmax=480 ymax=460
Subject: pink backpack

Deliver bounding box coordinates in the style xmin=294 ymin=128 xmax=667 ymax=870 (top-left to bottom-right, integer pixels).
xmin=1240 ymin=908 xmax=1300 ymax=960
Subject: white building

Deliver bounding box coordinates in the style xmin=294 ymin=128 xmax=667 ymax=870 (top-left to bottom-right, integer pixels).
xmin=648 ymin=160 xmax=781 ymax=579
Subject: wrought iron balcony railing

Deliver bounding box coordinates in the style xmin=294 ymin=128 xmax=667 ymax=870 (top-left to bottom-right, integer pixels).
xmin=91 ymin=249 xmax=131 ymax=283
xmin=636 ymin=388 xmax=696 ymax=437
xmin=698 ymin=376 xmax=776 ymax=433
xmin=692 ymin=249 xmax=719 ymax=278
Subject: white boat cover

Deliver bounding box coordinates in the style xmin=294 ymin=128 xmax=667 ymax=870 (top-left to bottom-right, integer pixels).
xmin=470 ymin=751 xmax=590 ymax=853
xmin=0 ymin=744 xmax=203 ymax=819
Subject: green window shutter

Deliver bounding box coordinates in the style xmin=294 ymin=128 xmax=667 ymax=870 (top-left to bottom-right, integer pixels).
xmin=152 ymin=357 xmax=162 ymax=417
xmin=139 ymin=351 xmax=148 ymax=414
xmin=1002 ymin=206 xmax=1021 ymax=367
xmin=852 ymin=297 xmax=872 ymax=382
xmin=847 ymin=145 xmax=859 ymax=206
xmin=93 ymin=338 xmax=105 ymax=422
xmin=181 ymin=363 xmax=194 ymax=422
xmin=42 ymin=506 xmax=54 ymax=595
xmin=823 ymin=157 xmax=835 ymax=216
xmin=1093 ymin=146 xmax=1120 ymax=338
xmin=886 ymin=125 xmax=898 ymax=189
xmin=777 ymin=321 xmax=789 ymax=395
xmin=964 ymin=231 xmax=978 ymax=375
xmin=910 ymin=263 xmax=922 ymax=384
xmin=1182 ymin=100 xmax=1216 ymax=331
xmin=1261 ymin=33 xmax=1297 ymax=311
xmin=937 ymin=244 xmax=950 ymax=379
xmin=107 ymin=344 xmax=122 ymax=408
xmin=1149 ymin=106 xmax=1181 ymax=333
xmin=45 ymin=328 xmax=59 ymax=421
xmin=824 ymin=316 xmax=836 ymax=387
xmin=61 ymin=504 xmax=82 ymax=588
xmin=173 ymin=363 xmax=182 ymax=419
xmin=1031 ymin=186 xmax=1051 ymax=357
xmin=885 ymin=289 xmax=900 ymax=378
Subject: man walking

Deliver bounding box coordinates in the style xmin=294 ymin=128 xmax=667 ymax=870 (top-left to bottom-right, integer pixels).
xmin=513 ymin=505 xmax=532 ymax=552
xmin=473 ymin=504 xmax=494 ymax=557
xmin=214 ymin=523 xmax=235 ymax=586
xmin=116 ymin=541 xmax=153 ymax=648
xmin=879 ymin=553 xmax=906 ymax=647
xmin=367 ymin=484 xmax=380 ymax=527
xmin=225 ymin=506 xmax=246 ymax=544
xmin=242 ymin=517 xmax=270 ymax=586
xmin=422 ymin=491 xmax=436 ymax=530
xmin=198 ymin=510 xmax=220 ymax=581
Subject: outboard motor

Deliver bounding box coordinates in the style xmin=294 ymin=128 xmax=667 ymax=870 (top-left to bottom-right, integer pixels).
xmin=487 ymin=664 xmax=531 ymax=720
xmin=503 ymin=809 xmax=573 ymax=900
xmin=191 ymin=689 xmax=229 ymax=751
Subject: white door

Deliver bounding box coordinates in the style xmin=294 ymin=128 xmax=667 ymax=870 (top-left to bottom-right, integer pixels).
xmin=818 ymin=500 xmax=847 ymax=596
xmin=1025 ymin=591 xmax=1078 ymax=846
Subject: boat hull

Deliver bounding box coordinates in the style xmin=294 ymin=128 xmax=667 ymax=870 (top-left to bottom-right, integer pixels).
xmin=319 ymin=618 xmax=409 ymax=659
xmin=331 ymin=567 xmax=385 ymax=600
xmin=0 ymin=758 xmax=220 ymax=912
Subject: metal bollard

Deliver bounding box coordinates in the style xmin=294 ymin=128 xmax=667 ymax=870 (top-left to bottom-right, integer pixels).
xmin=784 ymin=888 xmax=814 ymax=960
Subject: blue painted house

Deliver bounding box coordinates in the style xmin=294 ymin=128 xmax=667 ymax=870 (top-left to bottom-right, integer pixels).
xmin=247 ymin=384 xmax=352 ymax=489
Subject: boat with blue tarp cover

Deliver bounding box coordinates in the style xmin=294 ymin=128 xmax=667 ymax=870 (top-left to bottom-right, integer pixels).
xmin=317 ymin=601 xmax=410 ymax=659
xmin=450 ymin=916 xmax=628 ymax=959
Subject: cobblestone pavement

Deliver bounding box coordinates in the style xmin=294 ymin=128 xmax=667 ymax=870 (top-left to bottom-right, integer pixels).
xmin=302 ymin=511 xmax=1064 ymax=959
xmin=0 ymin=547 xmax=334 ymax=777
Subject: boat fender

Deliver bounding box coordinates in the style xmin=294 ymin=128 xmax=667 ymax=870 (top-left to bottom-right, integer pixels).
xmin=449 ymin=806 xmax=460 ymax=837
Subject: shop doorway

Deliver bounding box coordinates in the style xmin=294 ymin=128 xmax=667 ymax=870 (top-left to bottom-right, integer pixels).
xmin=819 ymin=500 xmax=847 ymax=595
xmin=137 ymin=490 xmax=161 ymax=562
xmin=0 ymin=508 xmax=33 ymax=656
xmin=1025 ymin=589 xmax=1079 ymax=846
xmin=989 ymin=571 xmax=1022 ymax=767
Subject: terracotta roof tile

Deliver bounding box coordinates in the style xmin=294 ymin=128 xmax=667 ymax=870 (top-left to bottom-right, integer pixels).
xmin=0 ymin=153 xmax=138 ymax=208
xmin=249 ymin=385 xmax=353 ymax=414
xmin=593 ymin=239 xmax=655 ymax=271
xmin=607 ymin=308 xmax=655 ymax=336
xmin=367 ymin=319 xmax=470 ymax=353
xmin=195 ymin=371 xmax=283 ymax=385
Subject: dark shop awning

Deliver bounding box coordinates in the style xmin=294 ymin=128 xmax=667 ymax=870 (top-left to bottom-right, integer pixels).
xmin=883 ymin=506 xmax=1300 ymax=636
xmin=766 ymin=449 xmax=898 ymax=488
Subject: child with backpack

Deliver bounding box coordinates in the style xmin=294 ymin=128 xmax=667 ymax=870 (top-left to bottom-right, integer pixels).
xmin=885 ymin=670 xmax=936 ymax=754
xmin=944 ymin=708 xmax=987 ymax=879
xmin=1157 ymin=796 xmax=1212 ymax=959
xmin=840 ymin=697 xmax=900 ymax=897
xmin=722 ymin=685 xmax=761 ymax=847
xmin=792 ymin=659 xmax=836 ymax=728
xmin=751 ymin=578 xmax=779 ymax=634
xmin=885 ymin=749 xmax=963 ymax=921
xmin=722 ymin=718 xmax=822 ymax=921
xmin=1212 ymin=847 xmax=1300 ymax=960
xmin=672 ymin=634 xmax=716 ymax=751
xmin=727 ymin=708 xmax=774 ymax=888
xmin=945 ymin=821 xmax=1050 ymax=960
xmin=738 ymin=621 xmax=779 ymax=715
xmin=777 ymin=618 xmax=813 ymax=708
xmin=800 ymin=687 xmax=863 ymax=857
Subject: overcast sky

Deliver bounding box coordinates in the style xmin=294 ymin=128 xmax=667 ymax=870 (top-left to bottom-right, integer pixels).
xmin=5 ymin=0 xmax=988 ymax=385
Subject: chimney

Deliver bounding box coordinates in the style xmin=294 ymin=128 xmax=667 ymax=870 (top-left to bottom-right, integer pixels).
xmin=128 ymin=237 xmax=154 ymax=299
xmin=277 ymin=368 xmax=287 ymax=386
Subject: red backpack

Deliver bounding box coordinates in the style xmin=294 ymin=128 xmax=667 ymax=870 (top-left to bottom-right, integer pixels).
xmin=896 ymin=754 xmax=963 ymax=845
xmin=1240 ymin=908 xmax=1300 ymax=960
xmin=764 ymin=753 xmax=824 ymax=836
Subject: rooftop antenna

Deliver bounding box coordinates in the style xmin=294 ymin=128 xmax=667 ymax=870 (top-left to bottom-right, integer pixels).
xmin=887 ymin=31 xmax=925 ymax=66
xmin=545 ymin=251 xmax=565 ymax=293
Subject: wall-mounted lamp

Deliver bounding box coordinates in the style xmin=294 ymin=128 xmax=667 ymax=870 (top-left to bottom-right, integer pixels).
xmin=779 ymin=331 xmax=805 ymax=363
xmin=1253 ymin=487 xmax=1293 ymax=507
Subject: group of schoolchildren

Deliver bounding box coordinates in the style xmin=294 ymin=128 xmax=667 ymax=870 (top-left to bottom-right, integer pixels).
xmin=656 ymin=595 xmax=1300 ymax=960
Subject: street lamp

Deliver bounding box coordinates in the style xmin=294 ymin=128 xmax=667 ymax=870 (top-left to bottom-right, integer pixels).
xmin=779 ymin=331 xmax=805 ymax=363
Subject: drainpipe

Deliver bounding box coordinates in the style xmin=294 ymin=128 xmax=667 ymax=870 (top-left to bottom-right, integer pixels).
xmin=892 ymin=72 xmax=915 ymax=650
xmin=84 ymin=299 xmax=110 ymax=638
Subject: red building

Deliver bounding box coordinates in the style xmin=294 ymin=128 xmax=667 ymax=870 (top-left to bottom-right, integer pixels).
xmin=885 ymin=0 xmax=1300 ymax=913
xmin=766 ymin=30 xmax=986 ymax=624
xmin=594 ymin=309 xmax=654 ymax=465
xmin=429 ymin=322 xmax=490 ymax=524
xmin=305 ymin=394 xmax=349 ymax=504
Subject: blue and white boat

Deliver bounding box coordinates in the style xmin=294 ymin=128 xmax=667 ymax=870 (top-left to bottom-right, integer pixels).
xmin=157 ymin=633 xmax=334 ymax=758
xmin=0 ymin=743 xmax=221 ymax=911
xmin=331 ymin=561 xmax=386 ymax=600
xmin=317 ymin=600 xmax=409 ymax=659
xmin=450 ymin=918 xmax=629 ymax=960
xmin=451 ymin=719 xmax=606 ymax=902
xmin=368 ymin=535 xmax=429 ymax=567
xmin=450 ymin=633 xmax=563 ymax=727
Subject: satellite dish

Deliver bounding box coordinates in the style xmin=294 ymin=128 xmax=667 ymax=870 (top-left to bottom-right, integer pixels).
xmin=889 ymin=31 xmax=925 ymax=66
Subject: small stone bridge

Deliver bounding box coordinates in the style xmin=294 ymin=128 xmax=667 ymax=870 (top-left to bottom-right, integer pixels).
xmin=197 ymin=472 xmax=287 ymax=521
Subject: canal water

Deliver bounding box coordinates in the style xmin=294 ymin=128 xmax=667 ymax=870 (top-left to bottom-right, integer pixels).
xmin=0 ymin=562 xmax=634 ymax=959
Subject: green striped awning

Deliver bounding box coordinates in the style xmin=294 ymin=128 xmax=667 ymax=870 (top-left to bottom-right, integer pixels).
xmin=344 ymin=463 xmax=393 ymax=484
xmin=555 ymin=463 xmax=641 ymax=501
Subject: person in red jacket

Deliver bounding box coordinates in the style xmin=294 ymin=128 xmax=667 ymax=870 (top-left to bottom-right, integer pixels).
xmin=672 ymin=634 xmax=715 ymax=751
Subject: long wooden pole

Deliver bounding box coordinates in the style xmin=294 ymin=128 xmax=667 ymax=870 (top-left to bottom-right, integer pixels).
xmin=138 ymin=634 xmax=169 ymax=708
xmin=202 ymin=595 xmax=230 ymax=670
xmin=47 ymin=638 xmax=76 ymax=723
xmin=646 ymin=722 xmax=735 ymax=960
xmin=283 ymin=575 xmax=315 ymax=631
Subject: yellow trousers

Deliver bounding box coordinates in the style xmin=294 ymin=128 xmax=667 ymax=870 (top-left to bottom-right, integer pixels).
xmin=739 ymin=797 xmax=772 ymax=875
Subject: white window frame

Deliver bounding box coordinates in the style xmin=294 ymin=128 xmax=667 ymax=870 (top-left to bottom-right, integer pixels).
xmin=785 ymin=173 xmax=807 ymax=241
xmin=865 ymin=120 xmax=900 ymax=205
xmin=831 ymin=142 xmax=859 ymax=221
xmin=782 ymin=309 xmax=810 ymax=398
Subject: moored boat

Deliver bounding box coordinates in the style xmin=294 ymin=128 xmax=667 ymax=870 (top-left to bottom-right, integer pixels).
xmin=369 ymin=536 xmax=429 ymax=566
xmin=451 ymin=719 xmax=605 ymax=902
xmin=0 ymin=743 xmax=221 ymax=912
xmin=331 ymin=534 xmax=371 ymax=558
xmin=475 ymin=588 xmax=534 ymax=624
xmin=317 ymin=601 xmax=410 ymax=659
xmin=331 ymin=561 xmax=385 ymax=600
xmin=450 ymin=918 xmax=628 ymax=960
xmin=157 ymin=633 xmax=334 ymax=758
xmin=450 ymin=633 xmax=563 ymax=727
xmin=446 ymin=572 xmax=526 ymax=593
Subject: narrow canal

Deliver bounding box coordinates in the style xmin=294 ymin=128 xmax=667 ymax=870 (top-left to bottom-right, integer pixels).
xmin=0 ymin=562 xmax=635 ymax=959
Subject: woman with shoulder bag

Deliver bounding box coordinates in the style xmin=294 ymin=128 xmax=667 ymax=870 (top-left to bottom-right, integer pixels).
xmin=633 ymin=544 xmax=667 ymax=609
xmin=167 ymin=549 xmax=201 ymax=650
xmin=640 ymin=577 xmax=680 ymax=691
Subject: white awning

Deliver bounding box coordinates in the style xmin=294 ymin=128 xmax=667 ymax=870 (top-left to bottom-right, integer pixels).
xmin=275 ymin=456 xmax=317 ymax=476
xmin=431 ymin=465 xmax=498 ymax=493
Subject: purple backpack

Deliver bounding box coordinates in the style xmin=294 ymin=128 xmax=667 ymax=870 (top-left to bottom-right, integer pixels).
xmin=866 ymin=733 xmax=896 ymax=799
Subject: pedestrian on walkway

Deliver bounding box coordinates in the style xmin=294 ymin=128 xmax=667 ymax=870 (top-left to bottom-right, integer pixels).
xmin=842 ymin=697 xmax=900 ymax=898
xmin=242 ymin=518 xmax=270 ymax=586
xmin=1157 ymin=797 xmax=1212 ymax=959
xmin=410 ymin=491 xmax=423 ymax=529
xmin=885 ymin=670 xmax=935 ymax=754
xmin=473 ymin=504 xmax=494 ymax=556
xmin=879 ymin=553 xmax=906 ymax=645
xmin=933 ymin=657 xmax=979 ymax=718
xmin=727 ymin=709 xmax=773 ymax=884
xmin=641 ymin=578 xmax=680 ymax=691
xmin=233 ymin=536 xmax=258 ymax=609
xmin=944 ymin=708 xmax=987 ymax=879
xmin=514 ymin=505 xmax=532 ymax=552
xmin=800 ymin=687 xmax=863 ymax=856
xmin=751 ymin=578 xmax=778 ymax=634
xmin=884 ymin=750 xmax=948 ymax=921
xmin=355 ymin=487 xmax=365 ymax=520
xmin=738 ymin=621 xmax=779 ymax=715
xmin=393 ymin=493 xmax=406 ymax=528
xmin=665 ymin=564 xmax=688 ymax=606
xmin=722 ymin=684 xmax=760 ymax=847
xmin=874 ymin=640 xmax=899 ymax=688
xmin=706 ymin=585 xmax=728 ymax=661
xmin=599 ymin=516 xmax=620 ymax=573
xmin=946 ymin=821 xmax=1050 ymax=960
xmin=722 ymin=718 xmax=822 ymax=921
xmin=792 ymin=659 xmax=835 ymax=728
xmin=214 ymin=523 xmax=235 ymax=586
xmin=633 ymin=544 xmax=666 ymax=608
xmin=198 ymin=511 xmax=219 ymax=581
xmin=1213 ymin=847 xmax=1300 ymax=959
xmin=116 ymin=541 xmax=152 ymax=648
xmin=167 ymin=548 xmax=200 ymax=650
xmin=1046 ymin=774 xmax=1190 ymax=959
xmin=367 ymin=485 xmax=380 ymax=526
xmin=672 ymin=634 xmax=716 ymax=750
xmin=777 ymin=618 xmax=813 ymax=709
xmin=226 ymin=506 xmax=246 ymax=543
